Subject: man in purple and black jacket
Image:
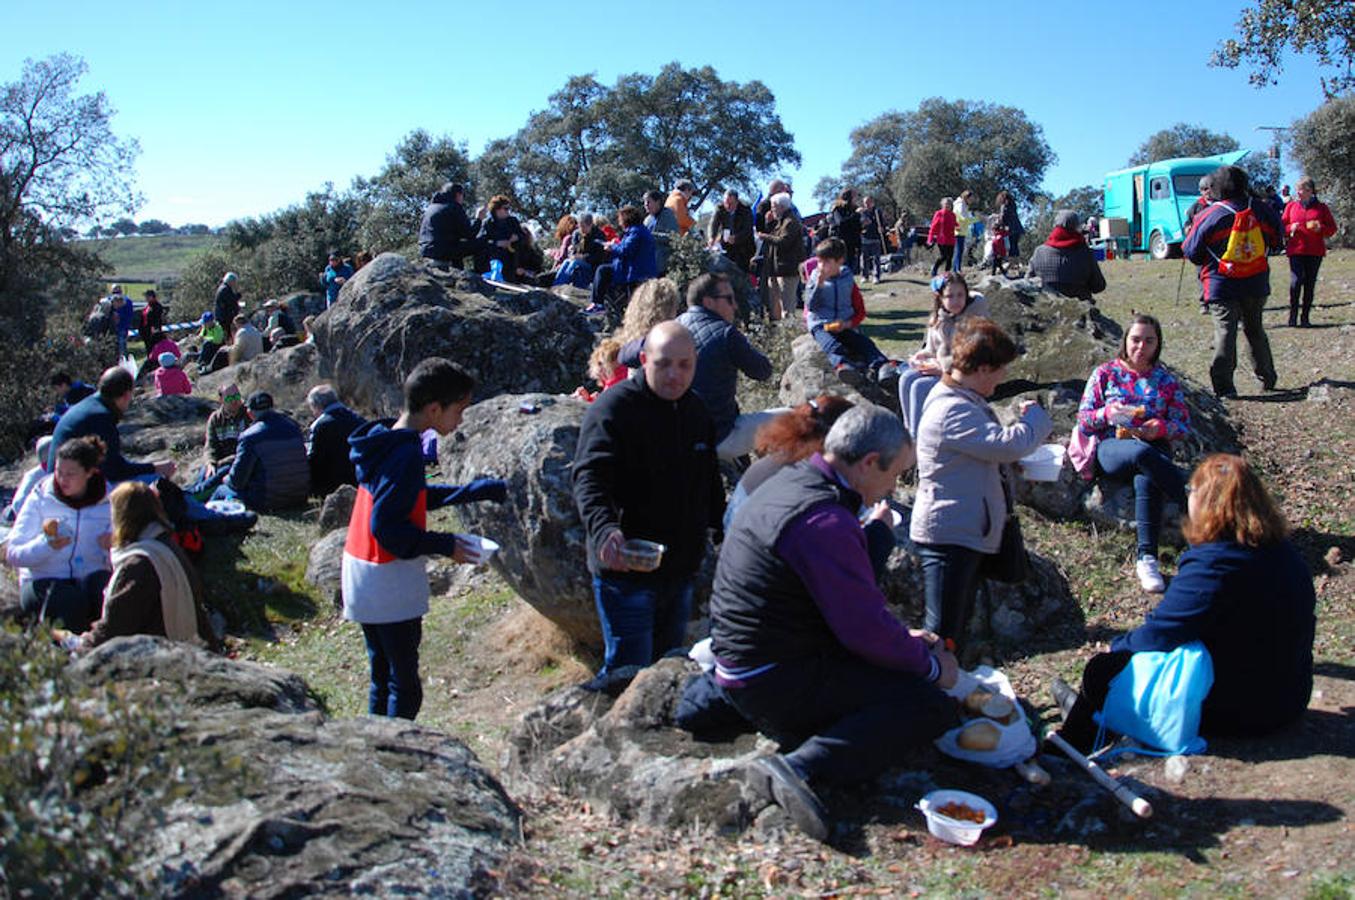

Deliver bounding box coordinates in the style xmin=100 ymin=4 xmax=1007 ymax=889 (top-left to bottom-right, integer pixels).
xmin=710 ymin=405 xmax=959 ymax=841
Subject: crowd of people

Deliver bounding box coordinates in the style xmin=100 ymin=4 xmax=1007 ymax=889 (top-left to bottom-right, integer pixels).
xmin=0 ymin=160 xmax=1334 ymax=844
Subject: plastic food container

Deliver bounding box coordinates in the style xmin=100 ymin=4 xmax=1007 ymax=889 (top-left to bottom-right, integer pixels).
xmin=916 ymin=789 xmax=998 ymax=846
xmin=205 ymin=499 xmax=246 ymax=515
xmin=1019 ymin=444 xmax=1066 ymax=482
xmin=459 ymin=534 xmax=500 ymax=565
xmin=620 ymin=539 xmax=665 ymax=572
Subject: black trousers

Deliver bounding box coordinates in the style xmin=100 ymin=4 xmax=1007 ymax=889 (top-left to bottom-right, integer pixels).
xmin=931 ymin=244 xmax=954 ymax=276
xmin=1057 ymin=650 xmax=1133 ymax=754
xmin=1288 ymin=255 xmax=1322 ymax=322
xmin=725 ymin=654 xmax=957 ymax=786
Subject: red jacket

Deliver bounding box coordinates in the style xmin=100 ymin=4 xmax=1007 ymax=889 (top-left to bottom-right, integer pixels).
xmin=927 ymin=209 xmax=957 ymax=247
xmin=1281 ymin=200 xmax=1337 ymax=257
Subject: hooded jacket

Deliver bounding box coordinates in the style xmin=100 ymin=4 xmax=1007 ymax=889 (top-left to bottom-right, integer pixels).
xmin=308 ymin=402 xmax=366 ymax=496
xmin=341 ymin=421 xmax=506 ymax=624
xmin=1182 ymin=197 xmax=1283 ymax=303
xmin=676 ymin=304 xmax=773 ymax=441
xmin=611 ymin=224 xmax=659 ymax=285
xmin=6 ymin=474 xmax=112 ymax=585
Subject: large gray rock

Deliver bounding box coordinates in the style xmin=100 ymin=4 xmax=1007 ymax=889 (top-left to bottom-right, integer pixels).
xmin=70 ymin=637 xmax=520 ymax=897
xmin=305 ymin=528 xmax=348 ymax=612
xmin=778 ymin=333 xmax=899 ymax=412
xmin=198 ymin=341 xmax=322 ymax=420
xmin=311 ymin=253 xmax=596 ymax=418
xmin=506 ymin=658 xmax=767 ymax=831
xmin=438 ymin=392 xmax=597 ymax=645
xmin=119 ymin=394 xmax=217 ymax=457
xmin=317 ymin=484 xmax=357 ymax=532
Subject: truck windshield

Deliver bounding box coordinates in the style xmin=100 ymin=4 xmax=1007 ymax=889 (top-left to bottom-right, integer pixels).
xmin=1172 ymin=174 xmax=1205 ymax=196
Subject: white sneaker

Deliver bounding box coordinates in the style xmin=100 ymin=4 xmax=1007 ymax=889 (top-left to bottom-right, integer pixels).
xmin=1136 ymin=556 xmax=1166 ymax=593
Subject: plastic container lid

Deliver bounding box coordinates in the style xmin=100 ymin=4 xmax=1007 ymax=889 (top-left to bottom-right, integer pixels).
xmin=1019 ymin=444 xmax=1066 ymax=482
xmin=916 ymin=789 xmax=998 ymax=846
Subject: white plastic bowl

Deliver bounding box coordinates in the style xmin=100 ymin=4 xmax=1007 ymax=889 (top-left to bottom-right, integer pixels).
xmin=1019 ymin=444 xmax=1066 ymax=482
xmin=205 ymin=499 xmax=246 ymax=515
xmin=460 ymin=534 xmax=500 ymax=565
xmin=916 ymin=789 xmax=998 ymax=846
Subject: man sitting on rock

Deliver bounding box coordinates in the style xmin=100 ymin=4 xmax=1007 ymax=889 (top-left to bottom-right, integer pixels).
xmin=709 ymin=405 xmax=959 ymax=841
xmin=573 ymin=321 xmax=725 ymax=687
xmin=219 ymin=392 xmax=310 ymax=512
xmin=305 ymin=383 xmax=365 ymax=497
xmin=228 ymin=315 xmax=264 ymax=365
xmin=418 ymin=182 xmax=486 ymax=271
xmin=184 ymin=382 xmax=249 ymax=499
xmin=49 ymin=367 xmax=176 ymax=484
xmin=1027 ymin=210 xmax=1107 ymax=304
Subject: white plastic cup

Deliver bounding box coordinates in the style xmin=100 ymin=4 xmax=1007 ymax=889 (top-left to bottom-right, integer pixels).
xmin=916 ymin=789 xmax=998 ymax=846
xmin=460 ymin=534 xmax=500 ymax=565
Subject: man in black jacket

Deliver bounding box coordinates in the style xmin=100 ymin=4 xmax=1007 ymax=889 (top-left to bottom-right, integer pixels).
xmin=305 ymin=383 xmax=365 ymax=496
xmin=572 ymin=321 xmax=725 ymax=681
xmin=418 ymin=182 xmax=486 ymax=270
xmin=49 ymin=367 xmax=176 ymax=482
xmin=707 ymin=190 xmax=756 ymax=273
xmin=214 ymin=273 xmax=241 ymax=341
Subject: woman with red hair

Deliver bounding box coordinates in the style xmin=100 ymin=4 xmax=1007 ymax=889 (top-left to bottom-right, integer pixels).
xmin=1053 ymin=454 xmax=1316 ymax=752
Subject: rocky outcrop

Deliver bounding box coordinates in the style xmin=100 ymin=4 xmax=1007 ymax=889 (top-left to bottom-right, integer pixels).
xmin=317 ymin=485 xmax=356 ymax=532
xmin=305 ymin=528 xmax=348 ymax=612
xmin=119 ymin=395 xmax=217 ymax=457
xmin=198 ymin=342 xmax=322 ymax=420
xmin=506 ymin=658 xmax=768 ymax=831
xmin=438 ymin=393 xmax=598 ymax=645
xmin=70 ymin=636 xmax=520 ymax=897
xmin=778 ymin=333 xmax=899 ymax=412
xmin=311 ymin=253 xmax=596 ymax=418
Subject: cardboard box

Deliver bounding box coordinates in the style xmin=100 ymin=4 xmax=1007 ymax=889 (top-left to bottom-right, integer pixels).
xmin=1100 ymin=217 xmax=1130 ymax=238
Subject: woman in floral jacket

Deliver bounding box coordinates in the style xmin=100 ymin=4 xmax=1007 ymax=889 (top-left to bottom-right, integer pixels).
xmin=1073 ymin=314 xmax=1190 ymax=593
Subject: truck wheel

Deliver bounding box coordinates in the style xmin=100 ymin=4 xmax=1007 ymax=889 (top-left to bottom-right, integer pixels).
xmin=1149 ymin=230 xmax=1171 ymax=260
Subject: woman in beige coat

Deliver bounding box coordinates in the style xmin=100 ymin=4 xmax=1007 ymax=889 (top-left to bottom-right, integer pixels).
xmin=910 ymin=319 xmax=1052 ymax=649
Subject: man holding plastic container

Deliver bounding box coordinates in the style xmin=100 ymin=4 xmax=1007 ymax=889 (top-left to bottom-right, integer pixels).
xmin=572 ymin=321 xmax=725 ymax=686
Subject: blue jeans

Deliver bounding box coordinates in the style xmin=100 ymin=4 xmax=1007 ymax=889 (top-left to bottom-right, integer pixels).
xmin=20 ymin=571 xmax=112 ymax=633
xmin=724 ymin=654 xmax=957 ymax=785
xmin=361 ymin=617 xmax=423 ymax=719
xmin=897 ymin=368 xmax=940 ymax=439
xmin=592 ymin=574 xmax=693 ymax=677
xmin=1096 ymin=438 xmax=1187 ymax=558
xmin=554 ymin=258 xmax=594 ymax=289
xmin=810 ymin=325 xmax=887 ymax=371
xmin=915 ymin=542 xmax=986 ymax=647
xmin=952 ymin=236 xmax=967 ymax=271
xmin=861 ymin=239 xmax=883 ymax=280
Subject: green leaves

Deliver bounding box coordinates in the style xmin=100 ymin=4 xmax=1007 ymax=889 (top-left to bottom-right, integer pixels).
xmin=1210 ymin=0 xmax=1355 ymax=97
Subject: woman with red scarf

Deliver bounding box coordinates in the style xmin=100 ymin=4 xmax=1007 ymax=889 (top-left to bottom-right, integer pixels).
xmin=1027 ymin=209 xmax=1106 ymax=303
xmin=1281 ymin=176 xmax=1338 ymax=328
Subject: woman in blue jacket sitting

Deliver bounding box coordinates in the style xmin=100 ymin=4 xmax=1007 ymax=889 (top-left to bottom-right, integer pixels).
xmin=587 ymin=204 xmax=657 ymax=328
xmin=1053 ymin=453 xmax=1316 ymax=752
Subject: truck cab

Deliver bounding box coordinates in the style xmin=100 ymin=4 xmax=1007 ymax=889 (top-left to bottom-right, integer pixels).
xmin=1103 ymin=150 xmax=1250 ymax=259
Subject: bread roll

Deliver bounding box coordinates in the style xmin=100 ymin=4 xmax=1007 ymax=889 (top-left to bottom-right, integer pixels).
xmin=42 ymin=519 xmax=59 ymax=538
xmin=979 ymin=694 xmax=1016 ymax=723
xmin=962 ymin=689 xmax=995 ymax=715
xmin=957 ymin=720 xmax=1001 ymax=752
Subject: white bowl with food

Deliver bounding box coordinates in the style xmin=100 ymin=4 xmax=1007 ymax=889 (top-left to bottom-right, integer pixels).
xmin=916 ymin=789 xmax=998 ymax=846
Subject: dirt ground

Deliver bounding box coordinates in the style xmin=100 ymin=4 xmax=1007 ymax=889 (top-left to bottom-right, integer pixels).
xmin=7 ymin=249 xmax=1351 ymax=897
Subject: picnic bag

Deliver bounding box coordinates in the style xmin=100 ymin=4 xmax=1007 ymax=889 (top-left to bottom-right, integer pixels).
xmin=1095 ymin=641 xmax=1214 ymax=756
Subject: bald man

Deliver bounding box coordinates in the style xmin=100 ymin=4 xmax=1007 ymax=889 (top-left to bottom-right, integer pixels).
xmin=573 ymin=321 xmax=726 ymax=682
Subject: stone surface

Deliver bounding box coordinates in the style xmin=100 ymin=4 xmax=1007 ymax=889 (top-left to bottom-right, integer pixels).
xmin=305 ymin=528 xmax=348 ymax=612
xmin=778 ymin=333 xmax=899 ymax=413
xmin=317 ymin=484 xmax=357 ymax=532
xmin=198 ymin=342 xmax=322 ymax=420
xmin=311 ymin=253 xmax=596 ymax=418
xmin=70 ymin=636 xmax=520 ymax=897
xmin=119 ymin=394 xmax=217 ymax=457
xmin=438 ymin=392 xmax=598 ymax=645
xmin=506 ymin=658 xmax=767 ymax=831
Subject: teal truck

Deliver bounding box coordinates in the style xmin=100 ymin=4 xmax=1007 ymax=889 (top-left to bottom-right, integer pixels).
xmin=1102 ymin=150 xmax=1251 ymax=259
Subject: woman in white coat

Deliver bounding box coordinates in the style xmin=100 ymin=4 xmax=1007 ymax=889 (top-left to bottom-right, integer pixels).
xmin=6 ymin=436 xmax=113 ymax=631
xmin=910 ymin=319 xmax=1052 ymax=649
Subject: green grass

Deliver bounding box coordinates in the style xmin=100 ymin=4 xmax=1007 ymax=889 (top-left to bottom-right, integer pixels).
xmin=77 ymin=234 xmax=223 ymax=282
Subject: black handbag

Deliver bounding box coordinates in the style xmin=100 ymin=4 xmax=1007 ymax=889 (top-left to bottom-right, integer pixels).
xmin=981 ymin=467 xmax=1029 ymax=583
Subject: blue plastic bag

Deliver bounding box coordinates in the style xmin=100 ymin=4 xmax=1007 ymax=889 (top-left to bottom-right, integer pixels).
xmin=1095 ymin=641 xmax=1214 ymax=756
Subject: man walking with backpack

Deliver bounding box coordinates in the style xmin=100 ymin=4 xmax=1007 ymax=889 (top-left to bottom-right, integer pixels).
xmin=1182 ymin=165 xmax=1282 ymax=399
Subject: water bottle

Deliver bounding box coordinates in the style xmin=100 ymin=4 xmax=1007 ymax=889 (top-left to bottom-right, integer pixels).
xmin=488 ymin=259 xmax=504 ymax=282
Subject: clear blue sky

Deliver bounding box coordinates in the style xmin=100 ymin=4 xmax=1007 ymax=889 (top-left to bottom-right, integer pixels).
xmin=7 ymin=0 xmax=1328 ymax=227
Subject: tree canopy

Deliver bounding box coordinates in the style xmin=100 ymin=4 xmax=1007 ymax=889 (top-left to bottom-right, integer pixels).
xmin=1128 ymin=124 xmax=1240 ymax=165
xmin=821 ymin=98 xmax=1053 ymax=220
xmin=1210 ymin=0 xmax=1355 ymax=97
xmin=1290 ymin=95 xmax=1354 ymax=246
xmin=472 ymin=65 xmax=800 ymax=223
xmin=352 ymin=129 xmax=471 ymax=252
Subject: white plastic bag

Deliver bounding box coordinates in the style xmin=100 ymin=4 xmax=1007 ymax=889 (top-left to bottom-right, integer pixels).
xmin=935 ymin=666 xmax=1037 ymax=768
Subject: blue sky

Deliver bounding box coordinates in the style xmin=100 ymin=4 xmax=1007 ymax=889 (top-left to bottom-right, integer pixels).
xmin=7 ymin=0 xmax=1329 ymax=227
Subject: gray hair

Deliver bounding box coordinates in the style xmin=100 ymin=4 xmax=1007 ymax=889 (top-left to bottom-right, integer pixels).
xmin=770 ymin=192 xmax=793 ymax=213
xmin=578 ymin=212 xmax=594 ymax=225
xmin=824 ymin=405 xmax=910 ymax=466
xmin=724 ymin=188 xmax=739 ymax=200
xmin=307 ymin=383 xmax=340 ymax=411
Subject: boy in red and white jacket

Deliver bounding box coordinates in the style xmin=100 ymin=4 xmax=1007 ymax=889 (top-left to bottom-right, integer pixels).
xmin=341 ymin=359 xmax=506 ymax=719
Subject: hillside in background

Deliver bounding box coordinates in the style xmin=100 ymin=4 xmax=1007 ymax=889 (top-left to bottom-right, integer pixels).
xmin=76 ymin=233 xmax=223 ymax=283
